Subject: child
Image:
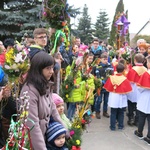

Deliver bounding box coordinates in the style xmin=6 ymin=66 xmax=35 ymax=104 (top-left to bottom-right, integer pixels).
xmin=46 ymin=121 xmax=68 ymax=150
xmin=118 ymin=59 xmax=131 ymax=76
xmin=78 ymin=44 xmax=89 ymax=57
xmin=134 ymin=56 xmax=150 ymax=145
xmin=66 ymin=63 xmax=83 ymax=121
xmin=52 ymin=93 xmax=71 ymax=129
xmin=126 ymin=53 xmax=147 ymax=126
xmin=93 ymin=53 xmax=113 ymax=119
xmin=80 ymin=52 xmax=95 ymax=113
xmin=20 ymin=51 xmax=64 ymax=150
xmin=104 ymin=63 xmax=132 ymax=130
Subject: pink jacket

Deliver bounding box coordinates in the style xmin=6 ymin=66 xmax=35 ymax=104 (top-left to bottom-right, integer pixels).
xmin=20 ymin=82 xmax=63 ymax=150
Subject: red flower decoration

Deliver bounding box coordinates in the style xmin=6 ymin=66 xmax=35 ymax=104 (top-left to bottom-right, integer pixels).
xmin=71 ymin=146 xmax=81 ymax=150
xmin=81 ymin=119 xmax=86 ymax=124
xmin=70 ymin=130 xmax=75 ymax=136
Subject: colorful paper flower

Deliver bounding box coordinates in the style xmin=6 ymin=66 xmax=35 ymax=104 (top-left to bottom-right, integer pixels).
xmin=4 ymin=45 xmax=30 ymax=82
xmin=70 ymin=130 xmax=75 ymax=136
xmin=81 ymin=119 xmax=86 ymax=124
xmin=43 ymin=11 xmax=47 ymax=16
xmin=76 ymin=140 xmax=80 ymax=145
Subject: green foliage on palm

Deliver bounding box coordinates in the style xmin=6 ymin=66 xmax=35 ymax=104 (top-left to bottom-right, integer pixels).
xmin=94 ymin=77 xmax=102 ymax=90
xmin=61 ymin=74 xmax=74 ymax=102
xmin=66 ymin=126 xmax=82 ymax=149
xmin=60 ymin=59 xmax=81 ymax=102
xmin=44 ymin=0 xmax=68 ymax=29
xmin=44 ymin=0 xmax=80 ymax=29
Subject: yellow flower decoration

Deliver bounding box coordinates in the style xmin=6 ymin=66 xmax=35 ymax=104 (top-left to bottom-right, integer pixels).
xmin=66 ymin=47 xmax=69 ymax=51
xmin=66 ymin=94 xmax=69 ymax=98
xmin=76 ymin=140 xmax=80 ymax=145
xmin=76 ymin=125 xmax=80 ymax=128
xmin=20 ymin=111 xmax=29 ymax=118
xmin=5 ymin=48 xmax=14 ymax=64
xmin=4 ymin=45 xmax=30 ymax=83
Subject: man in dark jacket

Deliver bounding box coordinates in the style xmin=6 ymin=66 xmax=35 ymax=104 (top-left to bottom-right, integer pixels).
xmin=29 ymin=28 xmax=48 ymax=59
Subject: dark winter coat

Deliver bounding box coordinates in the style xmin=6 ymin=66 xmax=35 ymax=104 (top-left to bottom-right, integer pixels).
xmin=93 ymin=62 xmax=113 ymax=84
xmin=47 ymin=143 xmax=68 ymax=150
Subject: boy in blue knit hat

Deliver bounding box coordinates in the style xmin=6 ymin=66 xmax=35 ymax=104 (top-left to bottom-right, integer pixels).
xmin=46 ymin=121 xmax=68 ymax=150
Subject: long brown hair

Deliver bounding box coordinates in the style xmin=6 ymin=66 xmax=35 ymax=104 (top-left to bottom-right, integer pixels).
xmin=26 ymin=51 xmax=54 ymax=95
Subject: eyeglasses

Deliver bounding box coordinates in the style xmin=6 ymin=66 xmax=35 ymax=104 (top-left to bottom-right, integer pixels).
xmin=36 ymin=36 xmax=47 ymax=39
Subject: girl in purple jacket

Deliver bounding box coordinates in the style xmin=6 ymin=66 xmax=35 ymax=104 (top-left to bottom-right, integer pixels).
xmin=20 ymin=51 xmax=65 ymax=150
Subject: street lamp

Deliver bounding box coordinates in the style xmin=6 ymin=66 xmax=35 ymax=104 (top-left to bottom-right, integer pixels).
xmin=117 ymin=21 xmax=123 ymax=35
xmin=117 ymin=21 xmax=123 ymax=50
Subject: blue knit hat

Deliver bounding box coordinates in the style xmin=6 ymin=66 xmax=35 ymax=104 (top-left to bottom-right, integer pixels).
xmin=46 ymin=121 xmax=66 ymax=144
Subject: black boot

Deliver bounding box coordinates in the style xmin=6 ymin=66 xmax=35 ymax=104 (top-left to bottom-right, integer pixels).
xmin=127 ymin=118 xmax=134 ymax=126
xmin=103 ymin=111 xmax=109 ymax=118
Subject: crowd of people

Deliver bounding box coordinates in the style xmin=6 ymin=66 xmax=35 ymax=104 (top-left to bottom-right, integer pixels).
xmin=0 ymin=27 xmax=150 ymax=149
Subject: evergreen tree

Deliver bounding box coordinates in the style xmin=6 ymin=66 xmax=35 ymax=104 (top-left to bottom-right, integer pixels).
xmin=109 ymin=0 xmax=124 ymax=47
xmin=77 ymin=4 xmax=93 ymax=44
xmin=125 ymin=10 xmax=130 ymax=43
xmin=0 ymin=0 xmax=45 ymax=40
xmin=94 ymin=10 xmax=110 ymax=40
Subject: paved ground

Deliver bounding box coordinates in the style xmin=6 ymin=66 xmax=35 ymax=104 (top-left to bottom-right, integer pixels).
xmin=81 ymin=111 xmax=149 ymax=150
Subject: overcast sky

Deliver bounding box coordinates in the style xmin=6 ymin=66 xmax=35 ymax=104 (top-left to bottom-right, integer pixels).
xmin=68 ymin=0 xmax=150 ymax=34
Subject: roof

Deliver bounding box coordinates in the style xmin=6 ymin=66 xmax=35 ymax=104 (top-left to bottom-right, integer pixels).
xmin=136 ymin=20 xmax=150 ymax=35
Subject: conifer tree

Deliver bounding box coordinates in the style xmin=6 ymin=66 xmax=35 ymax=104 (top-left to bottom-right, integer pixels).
xmin=109 ymin=0 xmax=124 ymax=47
xmin=0 ymin=0 xmax=44 ymax=40
xmin=125 ymin=10 xmax=130 ymax=43
xmin=77 ymin=4 xmax=93 ymax=44
xmin=94 ymin=10 xmax=110 ymax=40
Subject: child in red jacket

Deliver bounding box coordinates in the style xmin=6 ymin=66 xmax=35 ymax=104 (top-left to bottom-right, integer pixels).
xmin=104 ymin=63 xmax=132 ymax=130
xmin=126 ymin=53 xmax=147 ymax=126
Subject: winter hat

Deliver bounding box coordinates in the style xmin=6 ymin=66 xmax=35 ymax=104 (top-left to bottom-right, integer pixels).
xmin=46 ymin=121 xmax=66 ymax=145
xmin=52 ymin=93 xmax=64 ymax=105
xmin=4 ymin=38 xmax=15 ymax=49
xmin=79 ymin=45 xmax=88 ymax=51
